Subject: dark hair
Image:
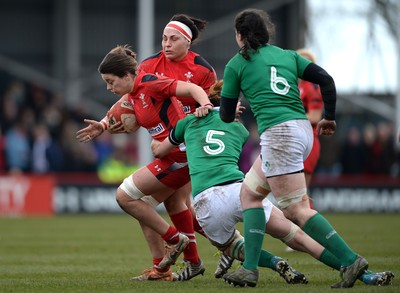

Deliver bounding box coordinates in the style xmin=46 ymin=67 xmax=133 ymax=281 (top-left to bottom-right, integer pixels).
xmin=98 ymin=45 xmax=137 ymax=77
xmin=208 ymin=80 xmax=223 ymax=106
xmin=234 ymin=9 xmax=275 ymax=60
xmin=170 ymin=14 xmax=208 ymax=44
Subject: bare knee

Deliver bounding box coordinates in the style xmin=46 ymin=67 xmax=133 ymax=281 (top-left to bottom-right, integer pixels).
xmin=116 ymin=188 xmax=140 ymax=215
xmin=282 ymin=202 xmax=317 ymax=227
xmin=164 ymin=195 xmax=186 ymax=214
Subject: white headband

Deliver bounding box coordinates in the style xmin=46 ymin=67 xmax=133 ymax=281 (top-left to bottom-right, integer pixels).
xmin=165 ymin=21 xmax=193 ymax=42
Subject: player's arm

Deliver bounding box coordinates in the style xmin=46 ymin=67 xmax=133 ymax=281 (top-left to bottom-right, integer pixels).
xmin=220 ymin=96 xmax=240 ymax=123
xmin=76 ymin=116 xmax=107 ymax=143
xmin=152 ymin=128 xmax=181 ymax=158
xmin=302 ymin=63 xmax=337 ymax=136
xmin=175 ymin=81 xmax=213 ymax=117
xmin=306 ymin=87 xmax=324 ymax=125
xmin=307 ymin=108 xmax=323 ymax=125
xmin=301 ymin=63 xmax=336 ymax=121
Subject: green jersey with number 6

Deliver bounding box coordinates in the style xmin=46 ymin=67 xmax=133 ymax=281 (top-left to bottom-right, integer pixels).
xmin=172 ymin=110 xmax=249 ymax=197
xmin=221 ymin=44 xmax=311 ymax=135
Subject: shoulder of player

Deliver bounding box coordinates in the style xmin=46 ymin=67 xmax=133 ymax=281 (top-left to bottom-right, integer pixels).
xmin=137 ymin=71 xmax=170 ymax=84
xmin=140 ymin=51 xmax=163 ymax=64
xmin=187 ymin=51 xmax=215 ymax=73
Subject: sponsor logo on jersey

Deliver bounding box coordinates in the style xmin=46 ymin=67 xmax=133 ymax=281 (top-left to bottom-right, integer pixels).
xmin=148 ymin=123 xmax=165 ymax=136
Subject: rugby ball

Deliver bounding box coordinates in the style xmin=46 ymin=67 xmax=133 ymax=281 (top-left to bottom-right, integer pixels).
xmin=107 ymin=94 xmax=140 ymax=133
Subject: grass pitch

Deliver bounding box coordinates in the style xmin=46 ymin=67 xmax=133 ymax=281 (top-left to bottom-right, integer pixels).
xmin=1 ymin=213 xmax=399 ymax=293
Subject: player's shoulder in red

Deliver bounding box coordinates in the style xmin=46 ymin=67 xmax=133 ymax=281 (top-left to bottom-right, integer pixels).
xmin=187 ymin=51 xmax=215 ymax=73
xmin=138 ymin=51 xmax=163 ymax=72
xmin=140 ymin=51 xmax=163 ymax=65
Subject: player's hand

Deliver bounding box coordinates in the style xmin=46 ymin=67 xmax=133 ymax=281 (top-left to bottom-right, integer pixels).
xmin=194 ymin=104 xmax=213 ymax=117
xmin=108 ymin=118 xmax=124 ymax=134
xmin=235 ymin=101 xmax=246 ymax=121
xmin=150 ymin=139 xmax=161 ymax=156
xmin=316 ymin=119 xmax=336 ymax=136
xmin=76 ymin=119 xmax=104 ymax=143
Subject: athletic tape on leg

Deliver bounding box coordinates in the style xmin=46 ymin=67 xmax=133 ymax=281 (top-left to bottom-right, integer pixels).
xmin=281 ymin=222 xmax=300 ymax=243
xmin=277 ymin=188 xmax=308 ymax=209
xmin=141 ymin=195 xmax=161 ymax=208
xmin=119 ymin=176 xmax=147 ymax=200
xmin=243 ymin=166 xmax=271 ymax=197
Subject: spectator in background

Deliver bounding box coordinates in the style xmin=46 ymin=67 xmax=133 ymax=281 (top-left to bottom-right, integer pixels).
xmin=4 ymin=119 xmax=31 ymax=173
xmin=42 ymin=93 xmax=64 ymax=137
xmin=0 ymin=127 xmax=6 ymax=171
xmin=92 ymin=130 xmax=114 ymax=167
xmin=31 ymin=123 xmax=64 ymax=173
xmin=362 ymin=123 xmax=378 ymax=174
xmin=1 ymin=80 xmax=26 ymax=133
xmin=340 ymin=126 xmax=365 ymax=174
xmin=27 ymin=83 xmax=50 ymax=119
xmin=31 ymin=123 xmax=52 ymax=173
xmin=315 ymin=134 xmax=342 ymax=176
xmin=374 ymin=121 xmax=396 ymax=175
xmin=61 ymin=119 xmax=97 ymax=172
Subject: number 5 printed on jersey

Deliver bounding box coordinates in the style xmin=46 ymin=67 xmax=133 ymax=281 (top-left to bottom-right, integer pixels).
xmin=203 ymin=130 xmax=225 ymax=155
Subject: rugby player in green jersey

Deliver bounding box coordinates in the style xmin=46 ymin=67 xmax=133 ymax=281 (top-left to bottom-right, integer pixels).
xmin=219 ymin=8 xmax=393 ymax=288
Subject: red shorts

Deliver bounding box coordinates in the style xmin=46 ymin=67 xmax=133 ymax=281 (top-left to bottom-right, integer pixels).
xmin=146 ymin=148 xmax=190 ymax=190
xmin=304 ymin=135 xmax=320 ymax=174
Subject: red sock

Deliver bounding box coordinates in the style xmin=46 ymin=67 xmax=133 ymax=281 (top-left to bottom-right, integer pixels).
xmin=161 ymin=226 xmax=180 ymax=244
xmin=169 ymin=209 xmax=200 ymax=264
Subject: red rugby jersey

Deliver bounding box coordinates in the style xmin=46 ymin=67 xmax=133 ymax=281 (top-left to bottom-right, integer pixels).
xmin=138 ymin=50 xmax=217 ymax=114
xmin=128 ymin=70 xmax=185 ymax=142
xmin=298 ymin=80 xmax=323 ymax=133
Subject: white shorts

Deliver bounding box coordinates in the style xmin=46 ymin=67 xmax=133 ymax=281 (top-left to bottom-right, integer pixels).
xmin=193 ymin=182 xmax=273 ymax=245
xmin=260 ymin=119 xmax=313 ymax=177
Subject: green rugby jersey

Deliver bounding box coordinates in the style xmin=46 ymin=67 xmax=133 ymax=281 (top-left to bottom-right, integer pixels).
xmin=172 ymin=110 xmax=249 ymax=197
xmin=222 ymin=44 xmax=310 ymax=135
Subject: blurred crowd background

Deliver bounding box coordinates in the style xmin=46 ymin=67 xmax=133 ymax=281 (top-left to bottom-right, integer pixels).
xmin=0 ymin=71 xmax=140 ymax=181
xmin=0 ymin=0 xmax=399 ymax=182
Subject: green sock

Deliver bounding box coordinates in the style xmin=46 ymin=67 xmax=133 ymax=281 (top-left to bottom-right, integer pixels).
xmin=242 ymin=208 xmax=265 ymax=270
xmin=303 ymin=213 xmax=357 ymax=266
xmin=319 ymin=248 xmax=341 ymax=270
xmin=258 ymin=250 xmax=275 ymax=269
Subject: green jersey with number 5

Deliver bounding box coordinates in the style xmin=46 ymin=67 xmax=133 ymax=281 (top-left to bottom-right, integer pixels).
xmin=172 ymin=110 xmax=249 ymax=197
xmin=221 ymin=44 xmax=310 ymax=135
